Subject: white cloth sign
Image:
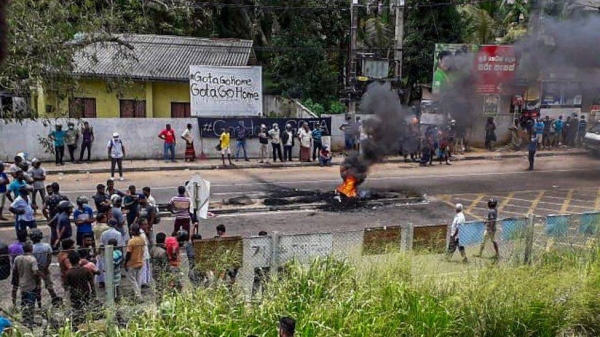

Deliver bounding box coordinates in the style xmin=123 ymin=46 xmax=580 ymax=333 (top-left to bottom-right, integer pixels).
xmin=190 ymin=65 xmax=263 ymax=117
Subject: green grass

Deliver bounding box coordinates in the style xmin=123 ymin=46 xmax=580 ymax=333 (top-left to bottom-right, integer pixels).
xmin=40 ymin=247 xmax=600 ymax=336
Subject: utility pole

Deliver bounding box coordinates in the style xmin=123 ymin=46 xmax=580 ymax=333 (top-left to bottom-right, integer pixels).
xmin=393 ymin=0 xmax=405 ymax=80
xmin=348 ymin=0 xmax=359 ymax=114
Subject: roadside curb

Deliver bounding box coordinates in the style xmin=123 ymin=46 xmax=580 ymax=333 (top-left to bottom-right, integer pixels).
xmin=42 ymin=151 xmax=589 ymax=175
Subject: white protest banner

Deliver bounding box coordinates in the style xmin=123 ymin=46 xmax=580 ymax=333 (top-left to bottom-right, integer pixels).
xmin=190 ymin=66 xmax=262 ymax=117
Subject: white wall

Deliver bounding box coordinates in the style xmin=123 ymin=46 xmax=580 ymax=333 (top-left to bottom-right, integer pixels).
xmin=0 ymin=118 xmax=280 ymax=162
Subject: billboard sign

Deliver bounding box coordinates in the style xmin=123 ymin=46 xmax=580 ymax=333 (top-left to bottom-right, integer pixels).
xmin=475 ymin=45 xmax=518 ymax=94
xmin=190 ymin=66 xmax=263 ymax=117
xmin=432 ymin=44 xmax=479 ymax=95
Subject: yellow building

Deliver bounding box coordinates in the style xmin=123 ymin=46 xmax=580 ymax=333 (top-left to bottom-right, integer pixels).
xmin=36 ymin=34 xmax=253 ymax=118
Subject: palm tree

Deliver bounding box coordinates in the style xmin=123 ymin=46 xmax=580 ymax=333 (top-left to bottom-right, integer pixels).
xmin=459 ymin=4 xmax=497 ymax=44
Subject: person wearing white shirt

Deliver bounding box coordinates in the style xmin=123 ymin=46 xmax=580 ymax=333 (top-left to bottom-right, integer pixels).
xmin=446 ymin=203 xmax=468 ymax=263
xmin=297 ymin=122 xmax=313 ymax=162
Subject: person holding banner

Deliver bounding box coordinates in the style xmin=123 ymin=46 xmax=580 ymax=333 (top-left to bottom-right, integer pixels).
xmin=181 ymin=123 xmax=196 ymax=162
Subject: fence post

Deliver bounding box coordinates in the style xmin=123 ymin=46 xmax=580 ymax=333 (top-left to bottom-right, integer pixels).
xmin=524 ymin=213 xmax=535 ymax=265
xmin=104 ymin=245 xmax=115 ymax=307
xmin=270 ymin=231 xmax=279 ymax=281
xmin=400 ymin=224 xmax=414 ymax=251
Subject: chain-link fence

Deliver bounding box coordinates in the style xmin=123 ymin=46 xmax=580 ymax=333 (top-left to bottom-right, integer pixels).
xmin=2 ymin=211 xmax=600 ymax=332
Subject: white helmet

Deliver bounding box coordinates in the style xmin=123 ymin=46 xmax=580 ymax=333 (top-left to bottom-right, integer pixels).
xmin=455 ymin=203 xmax=463 ymax=211
xmin=112 ymin=132 xmax=119 ymax=138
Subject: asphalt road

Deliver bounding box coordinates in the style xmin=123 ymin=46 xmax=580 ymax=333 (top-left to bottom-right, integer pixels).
xmin=1 ymin=153 xmax=599 ymax=242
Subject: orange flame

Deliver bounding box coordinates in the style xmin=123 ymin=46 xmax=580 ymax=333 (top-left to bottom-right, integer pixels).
xmin=337 ymin=176 xmax=358 ymax=198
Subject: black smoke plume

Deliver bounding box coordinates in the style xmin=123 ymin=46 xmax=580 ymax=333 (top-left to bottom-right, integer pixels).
xmin=0 ymin=0 xmax=7 ymax=65
xmin=340 ymin=81 xmax=412 ymax=185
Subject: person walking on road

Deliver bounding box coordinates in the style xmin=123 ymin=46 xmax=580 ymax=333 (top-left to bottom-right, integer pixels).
xmin=282 ymin=124 xmax=295 ymax=162
xmin=159 ymin=124 xmax=177 ymax=162
xmin=11 ymin=241 xmax=39 ymax=329
xmin=169 ymin=186 xmax=192 ymax=241
xmin=219 ymin=128 xmax=233 ymax=166
xmin=108 ymin=133 xmax=126 ymax=181
xmin=49 ymin=123 xmax=66 ymax=166
xmin=528 ymin=135 xmax=537 ymax=171
xmin=235 ymin=122 xmax=249 ymax=162
xmin=476 ymin=198 xmax=499 ymax=260
xmin=78 ymin=121 xmax=94 ymax=163
xmin=65 ymin=122 xmax=80 ymax=163
xmin=446 ymin=203 xmax=468 ymax=263
xmin=269 ymin=123 xmax=283 ymax=162
xmin=181 ymin=123 xmax=196 ymax=162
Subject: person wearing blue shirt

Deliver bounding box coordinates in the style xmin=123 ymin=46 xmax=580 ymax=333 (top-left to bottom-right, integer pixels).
xmin=9 ymin=186 xmax=36 ymax=237
xmin=48 ymin=123 xmax=66 ymax=166
xmin=6 ymin=170 xmax=27 ymax=203
xmin=553 ymin=116 xmax=564 ymax=146
xmin=73 ymin=196 xmax=94 ymax=247
xmin=0 ymin=162 xmax=10 ymax=221
xmin=534 ymin=119 xmax=544 ymax=147
xmin=528 ymin=136 xmax=537 ymax=171
xmin=311 ymin=126 xmax=323 ymax=161
xmin=0 ymin=315 xmax=12 ymax=334
xmin=235 ymin=122 xmax=249 ymax=162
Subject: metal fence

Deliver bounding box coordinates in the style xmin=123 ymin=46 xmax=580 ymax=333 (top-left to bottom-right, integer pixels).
xmin=2 ymin=210 xmax=600 ymax=332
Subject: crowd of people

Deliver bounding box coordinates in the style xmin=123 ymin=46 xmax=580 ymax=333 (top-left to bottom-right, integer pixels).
xmin=218 ymin=121 xmax=333 ymax=167
xmin=0 ymin=160 xmax=256 ymax=330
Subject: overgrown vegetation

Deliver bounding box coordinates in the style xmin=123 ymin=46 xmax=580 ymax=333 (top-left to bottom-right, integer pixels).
xmin=40 ymin=246 xmax=600 ymax=336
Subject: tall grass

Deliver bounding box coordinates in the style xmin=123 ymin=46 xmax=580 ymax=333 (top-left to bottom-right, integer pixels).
xmin=51 ymin=247 xmax=600 ymax=337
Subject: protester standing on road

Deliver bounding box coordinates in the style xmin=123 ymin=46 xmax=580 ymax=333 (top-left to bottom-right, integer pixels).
xmin=49 ymin=123 xmax=66 ymax=166
xmin=93 ymin=184 xmax=111 ymax=217
xmin=30 ymin=229 xmax=62 ymax=307
xmin=282 ymin=124 xmax=295 ymax=162
xmin=150 ymin=232 xmax=169 ymax=300
xmin=528 ymin=135 xmax=537 ymax=171
xmin=269 ymin=123 xmax=283 ymax=163
xmin=44 ymin=182 xmax=69 ymax=250
xmin=169 ymin=186 xmax=192 ymax=240
xmin=111 ymin=195 xmax=126 ymax=237
xmin=79 ymin=121 xmax=94 ymax=163
xmin=476 ymin=198 xmax=499 ymax=260
xmin=535 ymin=118 xmax=544 ymax=148
xmin=65 ymin=251 xmax=95 ymax=327
xmin=484 ymin=117 xmax=496 ymax=151
xmin=106 ymin=178 xmax=124 ymax=198
xmin=577 ymin=115 xmax=588 ymax=147
xmin=312 ymin=125 xmax=323 ymax=161
xmin=98 ymin=219 xmax=123 ymax=288
xmin=6 ymin=169 xmax=28 ymax=204
xmin=9 ymin=186 xmax=36 ymax=237
xmin=258 ymin=124 xmax=269 ymax=164
xmin=123 ymin=185 xmax=140 ymax=228
xmin=542 ymin=116 xmax=553 ymax=150
xmin=142 ymin=186 xmax=157 ymax=207
xmin=125 ymin=223 xmax=145 ymax=300
xmin=159 ymin=124 xmax=177 ymax=163
xmin=219 ymin=128 xmax=233 ymax=166
xmin=55 ymin=200 xmax=74 ymax=248
xmin=568 ymin=114 xmax=579 ymax=146
xmin=446 ymin=203 xmax=467 ymax=263
xmin=298 ymin=122 xmax=313 ymax=162
xmin=0 ymin=162 xmax=8 ymax=220
xmin=181 ymin=123 xmax=196 ymax=162
xmin=235 ymin=122 xmax=250 ymax=162
xmin=11 ymin=242 xmax=39 ymax=329
xmin=28 ymin=159 xmax=46 ymax=209
xmin=564 ymin=116 xmax=572 ymax=146
xmin=340 ymin=116 xmax=356 ymax=155
xmin=65 ymin=122 xmax=80 ymax=163
xmin=553 ymin=116 xmax=564 ymax=146
xmin=108 ymin=133 xmax=125 ymax=181
xmin=73 ymin=196 xmax=94 ymax=247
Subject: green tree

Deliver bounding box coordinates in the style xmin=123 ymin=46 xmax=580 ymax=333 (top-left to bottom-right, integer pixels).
xmin=402 ymin=0 xmax=464 ymax=101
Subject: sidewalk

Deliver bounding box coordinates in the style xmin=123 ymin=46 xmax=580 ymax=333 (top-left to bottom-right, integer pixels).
xmin=40 ymin=147 xmax=589 ymax=176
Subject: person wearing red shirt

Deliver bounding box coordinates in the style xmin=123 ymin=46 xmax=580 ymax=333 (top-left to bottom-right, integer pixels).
xmin=158 ymin=124 xmax=177 ymax=162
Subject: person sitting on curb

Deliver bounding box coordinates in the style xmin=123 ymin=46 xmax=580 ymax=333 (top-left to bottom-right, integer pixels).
xmin=318 ymin=147 xmax=332 ymax=167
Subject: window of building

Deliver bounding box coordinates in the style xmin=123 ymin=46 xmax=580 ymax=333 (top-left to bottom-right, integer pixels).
xmin=69 ymin=98 xmax=97 ymax=118
xmin=120 ymin=100 xmax=146 ymax=118
xmin=171 ymin=102 xmax=191 ymax=118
